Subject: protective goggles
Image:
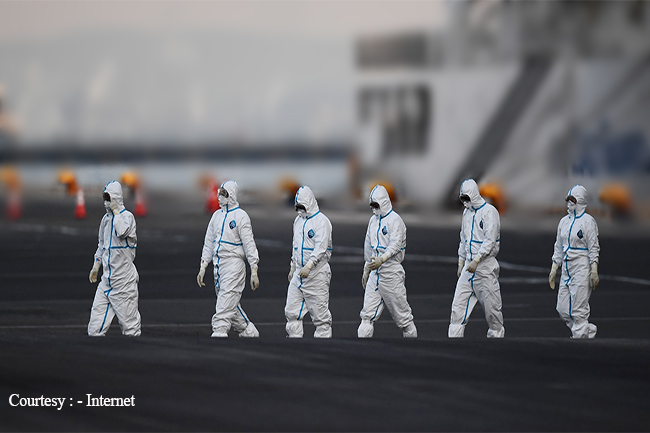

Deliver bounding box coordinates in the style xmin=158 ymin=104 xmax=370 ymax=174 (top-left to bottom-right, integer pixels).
xmin=565 ymin=195 xmax=577 ymax=204
xmin=459 ymin=194 xmax=471 ymax=203
xmin=295 ymin=204 xmax=306 ymax=212
xmin=369 ymin=202 xmax=380 ymax=210
xmin=103 ymin=192 xmax=111 ymax=201
xmin=217 ymin=187 xmax=229 ymax=198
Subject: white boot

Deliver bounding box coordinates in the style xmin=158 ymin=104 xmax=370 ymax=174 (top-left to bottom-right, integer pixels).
xmin=239 ymin=322 xmax=260 ymax=338
xmin=448 ymin=323 xmax=465 ymax=338
xmin=314 ymin=324 xmax=332 ymax=338
xmin=588 ymin=323 xmax=597 ymax=339
xmin=286 ymin=320 xmax=303 ymax=338
xmin=211 ymin=329 xmax=228 ymax=338
xmin=402 ymin=322 xmax=417 ymax=338
xmin=487 ymin=326 xmax=505 ymax=338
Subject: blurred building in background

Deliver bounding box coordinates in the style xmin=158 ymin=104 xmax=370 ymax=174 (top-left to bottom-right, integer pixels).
xmin=0 ymin=1 xmax=649 ymax=216
xmin=355 ymin=0 xmax=650 ymax=214
xmin=0 ymin=83 xmax=18 ymax=149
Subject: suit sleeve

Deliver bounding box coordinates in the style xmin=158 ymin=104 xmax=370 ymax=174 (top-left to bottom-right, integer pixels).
xmin=364 ymin=219 xmax=373 ymax=263
xmin=239 ymin=211 xmax=259 ymax=268
xmin=307 ymin=218 xmax=332 ymax=267
xmin=586 ymin=218 xmax=600 ymax=265
xmin=201 ymin=213 xmax=218 ymax=266
xmin=458 ymin=211 xmax=467 ymax=260
xmin=552 ymin=220 xmax=564 ymax=265
xmin=291 ymin=217 xmax=299 ymax=264
xmin=112 ymin=212 xmax=136 ymax=239
xmin=94 ymin=217 xmax=106 ymax=263
xmin=384 ymin=217 xmax=406 ymax=259
xmin=476 ymin=207 xmax=499 ymax=260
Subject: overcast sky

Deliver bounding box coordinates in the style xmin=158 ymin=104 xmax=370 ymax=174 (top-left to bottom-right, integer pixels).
xmin=0 ymin=1 xmax=445 ymax=43
xmin=0 ymin=1 xmax=445 ymax=145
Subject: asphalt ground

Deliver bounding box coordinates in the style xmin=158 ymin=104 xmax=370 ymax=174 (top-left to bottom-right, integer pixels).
xmin=1 ymin=198 xmax=650 ymax=432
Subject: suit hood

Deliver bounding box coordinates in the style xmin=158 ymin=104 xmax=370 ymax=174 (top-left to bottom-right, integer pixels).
xmin=460 ymin=179 xmax=485 ymax=209
xmin=104 ymin=180 xmax=125 ymax=212
xmin=220 ymin=180 xmax=239 ymax=208
xmin=369 ymin=184 xmax=393 ymax=217
xmin=295 ymin=186 xmax=319 ymax=217
xmin=567 ymin=184 xmax=588 ymax=216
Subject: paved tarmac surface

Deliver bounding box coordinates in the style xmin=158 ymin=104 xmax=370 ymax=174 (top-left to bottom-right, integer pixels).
xmin=1 ymin=198 xmax=649 ymax=432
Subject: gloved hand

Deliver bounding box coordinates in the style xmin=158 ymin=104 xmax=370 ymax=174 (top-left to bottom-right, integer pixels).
xmin=197 ymin=261 xmax=208 ymax=287
xmin=250 ymin=266 xmax=259 ymax=291
xmin=457 ymin=258 xmax=465 ymax=278
xmin=368 ymin=253 xmax=389 ymax=271
xmin=549 ymin=262 xmax=559 ymax=290
xmin=89 ymin=260 xmax=100 ymax=283
xmin=589 ymin=262 xmax=599 ymax=289
xmin=361 ymin=263 xmax=370 ymax=290
xmin=109 ymin=199 xmax=120 ymax=216
xmin=288 ymin=261 xmax=296 ymax=283
xmin=299 ymin=260 xmax=314 ymax=278
xmin=466 ymin=256 xmax=481 ymax=273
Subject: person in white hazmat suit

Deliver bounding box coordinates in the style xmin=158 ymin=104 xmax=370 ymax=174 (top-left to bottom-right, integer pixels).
xmin=285 ymin=186 xmax=333 ymax=338
xmin=358 ymin=185 xmax=417 ymax=338
xmin=197 ymin=180 xmax=260 ymax=338
xmin=448 ymin=179 xmax=505 ymax=338
xmin=549 ymin=185 xmax=600 ymax=338
xmin=87 ymin=180 xmax=141 ymax=336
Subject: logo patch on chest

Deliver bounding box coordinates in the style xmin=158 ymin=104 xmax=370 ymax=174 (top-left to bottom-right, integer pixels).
xmin=308 ymin=229 xmax=315 ymax=239
xmin=382 ymin=226 xmax=388 ymax=235
xmin=479 ymin=220 xmax=484 ymax=229
xmin=577 ymin=229 xmax=583 ymax=239
xmin=229 ymin=220 xmax=236 ymax=230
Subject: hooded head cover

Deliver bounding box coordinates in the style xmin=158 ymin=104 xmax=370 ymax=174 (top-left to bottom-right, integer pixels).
xmin=567 ymin=184 xmax=587 ymax=216
xmin=369 ymin=184 xmax=393 ymax=217
xmin=219 ymin=180 xmax=239 ymax=208
xmin=104 ymin=180 xmax=125 ymax=213
xmin=459 ymin=179 xmax=485 ymax=209
xmin=295 ymin=186 xmax=319 ymax=218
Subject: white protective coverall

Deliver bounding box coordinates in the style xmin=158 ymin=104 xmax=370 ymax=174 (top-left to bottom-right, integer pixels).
xmin=88 ymin=181 xmax=141 ymax=336
xmin=552 ymin=185 xmax=599 ymax=338
xmin=285 ymin=186 xmax=333 ymax=338
xmin=358 ymin=185 xmax=417 ymax=338
xmin=200 ymin=180 xmax=260 ymax=337
xmin=449 ymin=179 xmax=505 ymax=338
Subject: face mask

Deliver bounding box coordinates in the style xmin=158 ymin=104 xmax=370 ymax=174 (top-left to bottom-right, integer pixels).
xmin=567 ymin=201 xmax=576 ymax=214
xmin=218 ymin=195 xmax=229 ymax=208
xmin=103 ymin=192 xmax=111 ymax=213
xmin=295 ymin=203 xmax=307 ymax=218
xmin=460 ymin=194 xmax=471 ymax=209
xmin=217 ymin=187 xmax=229 ymax=198
xmin=372 ymin=207 xmax=381 ymax=216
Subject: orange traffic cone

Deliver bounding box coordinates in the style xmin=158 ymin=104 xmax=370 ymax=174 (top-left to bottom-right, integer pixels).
xmin=75 ymin=188 xmax=86 ymax=219
xmin=206 ymin=181 xmax=220 ymax=213
xmin=134 ymin=188 xmax=147 ymax=217
xmin=7 ymin=190 xmax=21 ymax=220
